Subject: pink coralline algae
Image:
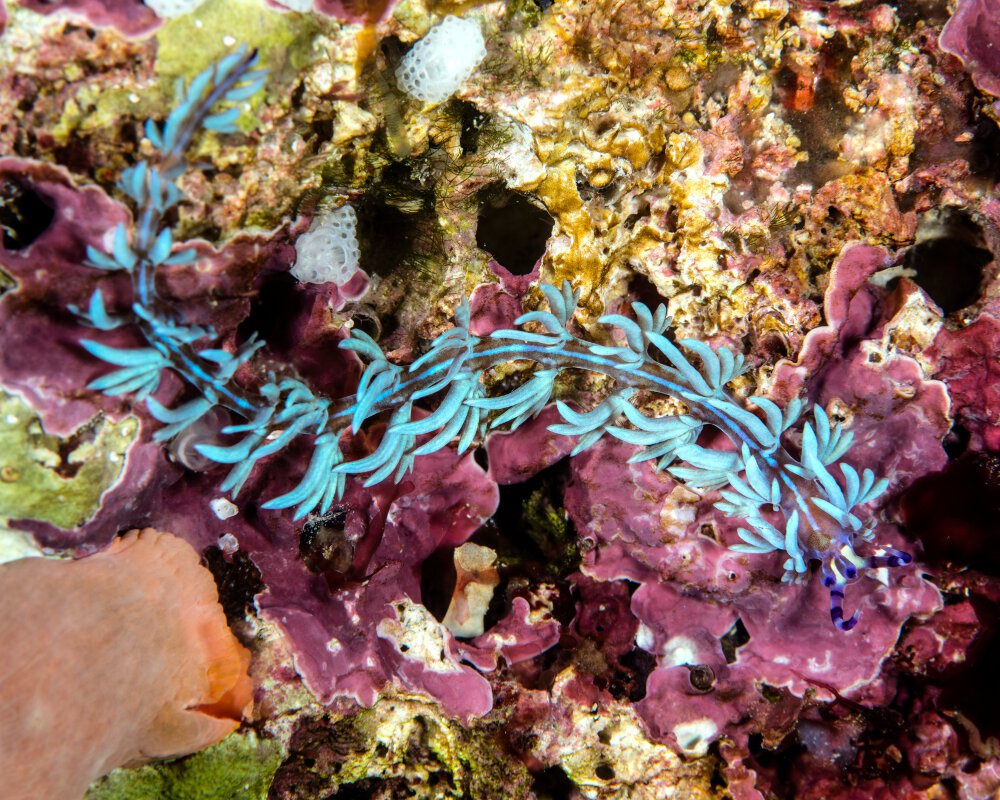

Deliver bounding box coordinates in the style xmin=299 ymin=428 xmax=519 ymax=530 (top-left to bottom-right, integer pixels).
xmin=14 ymin=0 xmax=161 ymax=37
xmin=940 ymin=0 xmax=1000 ymax=108
xmin=770 ymin=243 xmax=953 ymax=492
xmin=927 ymin=316 xmax=1000 ymax=451
xmin=0 ymin=155 xmax=503 ymax=721
xmin=9 ymin=0 xmax=400 ymax=37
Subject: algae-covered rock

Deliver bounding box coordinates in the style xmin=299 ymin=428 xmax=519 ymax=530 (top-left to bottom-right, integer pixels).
xmin=0 ymin=391 xmax=136 ymax=530
xmin=155 ymin=0 xmax=324 ymax=86
xmin=85 ymin=732 xmax=284 ymax=800
xmin=269 ymin=696 xmax=533 ymax=799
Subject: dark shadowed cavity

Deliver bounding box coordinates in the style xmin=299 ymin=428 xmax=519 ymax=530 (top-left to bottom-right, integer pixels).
xmin=476 ymin=184 xmax=554 ymax=275
xmin=531 ymin=765 xmax=576 ymax=800
xmin=900 ymin=451 xmax=1000 ymax=575
xmin=201 ymin=545 xmax=264 ymax=627
xmin=720 ymin=617 xmax=750 ymax=664
xmin=903 ymin=208 xmax=993 ymax=315
xmin=0 ymin=177 xmax=55 ymax=250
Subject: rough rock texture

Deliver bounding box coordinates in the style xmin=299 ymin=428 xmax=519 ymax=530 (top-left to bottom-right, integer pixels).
xmin=2 ymin=0 xmax=1000 ymax=797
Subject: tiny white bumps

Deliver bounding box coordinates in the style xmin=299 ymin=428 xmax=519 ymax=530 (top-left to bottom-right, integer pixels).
xmin=395 ymin=16 xmax=487 ymax=105
xmin=291 ymin=205 xmax=361 ymax=286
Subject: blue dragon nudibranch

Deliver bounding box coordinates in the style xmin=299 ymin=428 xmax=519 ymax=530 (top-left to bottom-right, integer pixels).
xmin=73 ymin=48 xmax=910 ymax=631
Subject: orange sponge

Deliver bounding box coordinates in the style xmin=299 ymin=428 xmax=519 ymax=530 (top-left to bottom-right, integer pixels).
xmin=0 ymin=528 xmax=253 ymax=800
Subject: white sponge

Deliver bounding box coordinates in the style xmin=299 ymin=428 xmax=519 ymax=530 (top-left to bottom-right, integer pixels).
xmin=291 ymin=206 xmax=361 ymax=286
xmin=395 ymin=15 xmax=487 ymax=104
xmin=144 ymin=0 xmax=206 ymax=18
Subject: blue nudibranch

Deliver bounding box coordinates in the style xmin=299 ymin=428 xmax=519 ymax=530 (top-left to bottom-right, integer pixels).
xmin=73 ymin=47 xmax=910 ymax=631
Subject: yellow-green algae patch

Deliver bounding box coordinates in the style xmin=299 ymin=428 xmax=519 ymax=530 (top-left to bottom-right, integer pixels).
xmin=155 ymin=0 xmax=324 ymax=92
xmin=0 ymin=391 xmax=136 ymax=529
xmin=85 ymin=731 xmax=284 ymax=800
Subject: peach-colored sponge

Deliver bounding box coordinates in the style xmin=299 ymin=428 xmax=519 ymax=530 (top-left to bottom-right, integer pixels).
xmin=0 ymin=528 xmax=253 ymax=800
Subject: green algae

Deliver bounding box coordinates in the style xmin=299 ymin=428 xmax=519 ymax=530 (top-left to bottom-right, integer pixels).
xmin=85 ymin=732 xmax=284 ymax=800
xmin=51 ymin=86 xmax=159 ymax=147
xmin=155 ymin=0 xmax=323 ymax=95
xmin=0 ymin=391 xmax=136 ymax=529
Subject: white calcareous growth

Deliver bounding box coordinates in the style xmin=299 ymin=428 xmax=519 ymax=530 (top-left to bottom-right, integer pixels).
xmin=143 ymin=0 xmax=206 ymax=18
xmin=395 ymin=15 xmax=487 ymax=104
xmin=291 ymin=205 xmax=361 ymax=286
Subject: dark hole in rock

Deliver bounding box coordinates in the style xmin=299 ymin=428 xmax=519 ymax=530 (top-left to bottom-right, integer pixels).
xmin=357 ymin=192 xmax=436 ymax=278
xmin=490 ymin=456 xmax=578 ymax=585
xmin=476 ymin=184 xmax=554 ymax=275
xmin=755 ymin=331 xmax=790 ymax=360
xmin=903 ymin=208 xmax=993 ymax=314
xmin=532 ymin=765 xmax=576 ymax=800
xmin=339 ymin=148 xmax=357 ymax=181
xmin=688 ymin=663 xmax=717 ymax=692
xmin=380 ymin=159 xmax=436 ymax=199
xmin=720 ymin=617 xmax=751 ymax=664
xmin=937 ymin=612 xmax=1000 ymax=740
xmin=619 ymin=647 xmax=657 ymax=701
xmin=968 ymin=111 xmax=1000 ymax=181
xmin=473 ymin=445 xmax=489 ymax=471
xmin=455 ymin=100 xmax=488 ymax=155
xmin=312 ymin=116 xmax=335 ymax=147
xmin=595 ymin=763 xmax=615 ymax=781
xmin=0 ymin=177 xmax=55 ymax=250
xmin=900 ymin=452 xmax=1000 ymax=576
xmin=622 ymin=198 xmax=652 ymax=229
xmin=289 ymin=80 xmax=306 ymax=111
xmin=943 ymin=423 xmax=971 ymax=460
xmin=377 ymin=34 xmax=406 ymax=64
xmin=36 ymin=414 xmax=103 ymax=480
xmin=533 ymin=0 xmax=554 ymax=11
xmin=419 ymin=546 xmax=458 ymax=622
xmin=897 ymin=190 xmax=919 ymax=213
xmin=201 ymin=545 xmax=264 ymax=627
xmin=699 ymin=522 xmax=719 ymax=543
xmin=628 ymin=271 xmax=668 ymax=312
xmin=300 ymin=509 xmax=355 ymax=591
xmin=747 ymin=731 xmax=808 ymax=786
xmin=238 ymin=270 xmax=308 ymax=353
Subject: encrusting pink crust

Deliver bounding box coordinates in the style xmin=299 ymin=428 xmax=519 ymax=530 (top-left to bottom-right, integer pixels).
xmin=0 ymin=528 xmax=253 ymax=800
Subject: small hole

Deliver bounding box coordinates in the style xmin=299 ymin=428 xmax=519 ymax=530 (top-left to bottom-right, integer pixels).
xmin=0 ymin=177 xmax=55 ymax=250
xmin=476 ymin=184 xmax=554 ymax=275
xmin=904 ymin=208 xmax=993 ymax=314
xmin=719 ymin=617 xmax=750 ymax=664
